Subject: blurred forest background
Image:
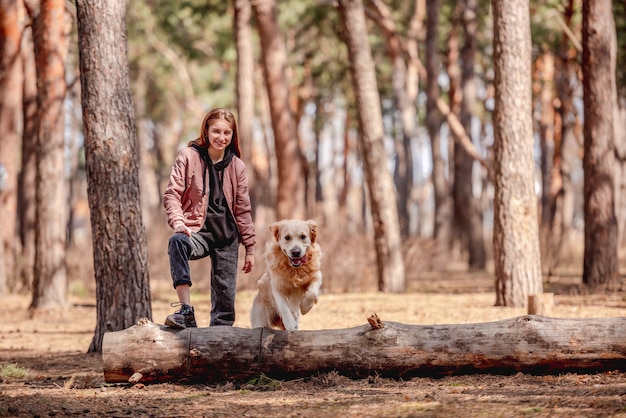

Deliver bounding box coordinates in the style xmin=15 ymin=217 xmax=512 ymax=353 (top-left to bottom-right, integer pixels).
xmin=1 ymin=0 xmax=626 ymax=351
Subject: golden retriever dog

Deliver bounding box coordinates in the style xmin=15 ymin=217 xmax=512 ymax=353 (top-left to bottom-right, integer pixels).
xmin=250 ymin=219 xmax=323 ymax=331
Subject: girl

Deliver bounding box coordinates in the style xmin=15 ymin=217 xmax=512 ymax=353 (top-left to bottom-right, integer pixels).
xmin=162 ymin=108 xmax=256 ymax=328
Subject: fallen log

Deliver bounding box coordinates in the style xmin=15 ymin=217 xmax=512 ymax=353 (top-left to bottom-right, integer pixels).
xmin=102 ymin=315 xmax=626 ymax=384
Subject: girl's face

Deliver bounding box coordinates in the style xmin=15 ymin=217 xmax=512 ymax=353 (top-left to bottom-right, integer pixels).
xmin=207 ymin=119 xmax=233 ymax=153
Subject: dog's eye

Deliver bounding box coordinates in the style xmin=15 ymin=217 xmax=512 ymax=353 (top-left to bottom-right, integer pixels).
xmin=300 ymin=234 xmax=307 ymax=240
xmin=284 ymin=235 xmax=292 ymax=241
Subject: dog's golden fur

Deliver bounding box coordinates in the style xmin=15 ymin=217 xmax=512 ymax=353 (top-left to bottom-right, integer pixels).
xmin=250 ymin=219 xmax=323 ymax=331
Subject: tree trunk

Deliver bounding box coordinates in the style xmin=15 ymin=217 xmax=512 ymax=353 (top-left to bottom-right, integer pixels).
xmin=535 ymin=51 xmax=556 ymax=247
xmin=582 ymin=0 xmax=619 ymax=290
xmin=336 ymin=0 xmax=405 ymax=293
xmin=447 ymin=3 xmax=486 ymax=269
xmin=234 ymin=0 xmax=255 ymax=192
xmin=492 ymin=0 xmax=542 ymax=307
xmin=404 ymin=0 xmax=424 ymax=236
xmin=425 ymin=0 xmax=450 ymax=245
xmin=235 ymin=0 xmax=273 ymax=228
xmin=103 ymin=316 xmax=626 ymax=384
xmin=459 ymin=0 xmax=485 ymax=269
xmin=616 ymin=106 xmax=626 ymax=249
xmin=335 ymin=108 xmax=357 ymax=230
xmin=252 ymin=0 xmax=305 ymax=220
xmin=446 ymin=7 xmax=467 ymax=263
xmin=365 ymin=0 xmax=417 ymax=238
xmin=19 ymin=9 xmax=38 ymax=293
xmin=30 ymin=0 xmax=69 ymax=309
xmin=132 ymin=71 xmax=160 ymax=228
xmin=312 ymin=95 xmax=324 ymax=219
xmin=0 ymin=0 xmax=23 ymax=294
xmin=249 ymin=65 xmax=275 ymax=228
xmin=76 ymin=0 xmax=152 ymax=353
xmin=548 ymin=0 xmax=579 ymax=273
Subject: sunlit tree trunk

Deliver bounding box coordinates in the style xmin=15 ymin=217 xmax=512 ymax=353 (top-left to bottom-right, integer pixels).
xmin=30 ymin=0 xmax=68 ymax=309
xmin=76 ymin=0 xmax=152 ymax=352
xmin=234 ymin=0 xmax=255 ymax=189
xmin=534 ymin=50 xmax=557 ymax=271
xmin=235 ymin=0 xmax=273 ymax=226
xmin=365 ymin=0 xmax=420 ymax=238
xmin=337 ymin=0 xmax=405 ymax=293
xmin=252 ymin=0 xmax=305 ymax=220
xmin=405 ymin=0 xmax=425 ymax=236
xmin=492 ymin=0 xmax=542 ymax=307
xmin=426 ymin=0 xmax=450 ymax=245
xmin=582 ymin=0 xmax=619 ymax=290
xmin=0 ymin=0 xmax=23 ymax=294
xmin=19 ymin=4 xmax=38 ymax=293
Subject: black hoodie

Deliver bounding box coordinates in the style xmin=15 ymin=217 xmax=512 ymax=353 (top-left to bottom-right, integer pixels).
xmin=192 ymin=144 xmax=238 ymax=247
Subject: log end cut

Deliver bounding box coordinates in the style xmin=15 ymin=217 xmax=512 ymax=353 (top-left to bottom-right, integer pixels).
xmin=102 ymin=320 xmax=192 ymax=384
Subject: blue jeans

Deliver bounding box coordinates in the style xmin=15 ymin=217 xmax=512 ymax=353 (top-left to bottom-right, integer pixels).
xmin=168 ymin=232 xmax=239 ymax=326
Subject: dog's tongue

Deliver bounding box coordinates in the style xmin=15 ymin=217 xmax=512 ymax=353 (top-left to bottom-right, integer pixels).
xmin=290 ymin=256 xmax=307 ymax=267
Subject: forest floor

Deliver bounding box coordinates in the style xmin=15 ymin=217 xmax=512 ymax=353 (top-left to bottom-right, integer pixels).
xmin=1 ymin=269 xmax=626 ymax=417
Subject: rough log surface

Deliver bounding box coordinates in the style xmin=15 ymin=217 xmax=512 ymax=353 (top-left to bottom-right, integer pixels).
xmin=102 ymin=315 xmax=626 ymax=384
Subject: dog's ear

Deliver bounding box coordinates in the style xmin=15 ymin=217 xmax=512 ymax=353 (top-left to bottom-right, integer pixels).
xmin=269 ymin=221 xmax=283 ymax=242
xmin=307 ymin=219 xmax=319 ymax=244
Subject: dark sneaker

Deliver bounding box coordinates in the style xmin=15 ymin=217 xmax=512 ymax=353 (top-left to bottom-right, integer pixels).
xmin=165 ymin=303 xmax=197 ymax=329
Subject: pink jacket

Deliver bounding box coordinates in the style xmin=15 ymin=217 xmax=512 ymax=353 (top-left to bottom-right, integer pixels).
xmin=163 ymin=146 xmax=256 ymax=255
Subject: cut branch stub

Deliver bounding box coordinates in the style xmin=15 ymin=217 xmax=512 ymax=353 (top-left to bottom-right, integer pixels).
xmin=367 ymin=313 xmax=384 ymax=329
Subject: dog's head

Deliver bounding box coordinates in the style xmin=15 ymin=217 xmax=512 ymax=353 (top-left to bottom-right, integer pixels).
xmin=269 ymin=219 xmax=318 ymax=268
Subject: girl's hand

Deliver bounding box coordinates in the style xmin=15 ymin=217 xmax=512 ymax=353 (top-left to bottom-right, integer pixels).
xmin=174 ymin=224 xmax=192 ymax=236
xmin=242 ymin=254 xmax=255 ymax=273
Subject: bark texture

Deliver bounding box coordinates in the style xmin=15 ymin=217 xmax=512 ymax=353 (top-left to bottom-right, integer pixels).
xmin=19 ymin=15 xmax=38 ymax=292
xmin=582 ymin=0 xmax=619 ymax=289
xmin=31 ymin=0 xmax=69 ymax=308
xmin=365 ymin=0 xmax=417 ymax=237
xmin=234 ymin=0 xmax=255 ymax=183
xmin=76 ymin=0 xmax=151 ymax=352
xmin=337 ymin=0 xmax=405 ymax=292
xmin=103 ymin=316 xmax=626 ymax=384
xmin=0 ymin=0 xmax=23 ymax=293
xmin=492 ymin=0 xmax=542 ymax=307
xmin=252 ymin=0 xmax=305 ymax=219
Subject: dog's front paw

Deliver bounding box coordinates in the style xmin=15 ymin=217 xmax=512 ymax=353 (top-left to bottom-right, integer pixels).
xmin=284 ymin=319 xmax=299 ymax=331
xmin=300 ymin=295 xmax=317 ymax=315
xmin=282 ymin=316 xmax=298 ymax=331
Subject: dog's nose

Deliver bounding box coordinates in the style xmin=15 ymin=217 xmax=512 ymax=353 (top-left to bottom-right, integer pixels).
xmin=291 ymin=249 xmax=302 ymax=257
